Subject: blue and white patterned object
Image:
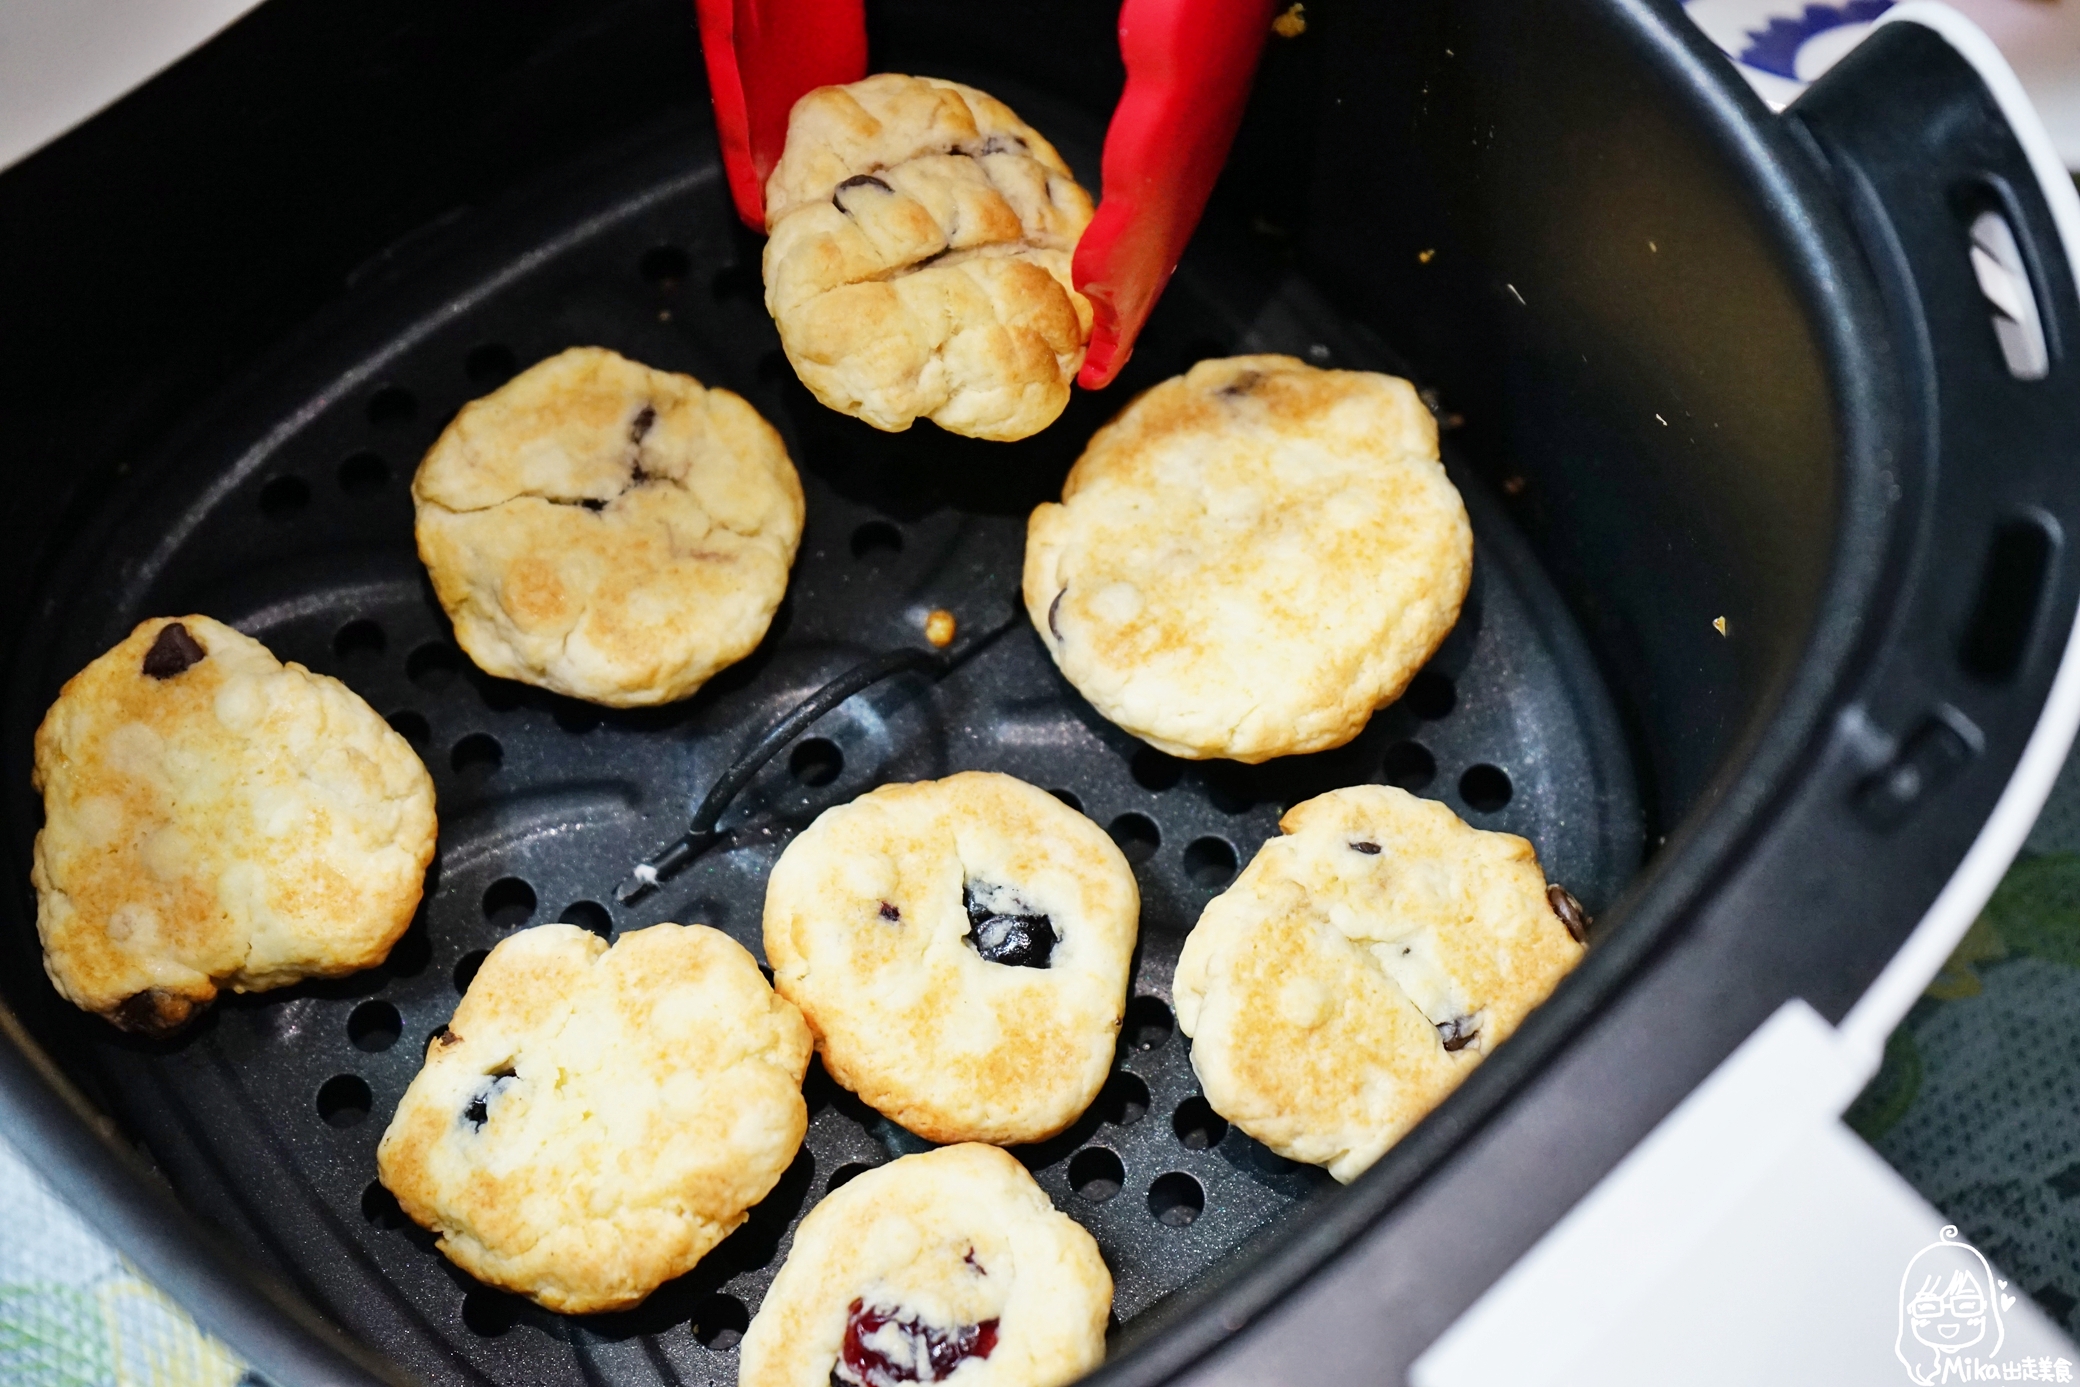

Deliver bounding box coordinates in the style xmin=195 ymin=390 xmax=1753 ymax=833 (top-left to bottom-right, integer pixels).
xmin=1684 ymin=0 xmax=1896 ymax=107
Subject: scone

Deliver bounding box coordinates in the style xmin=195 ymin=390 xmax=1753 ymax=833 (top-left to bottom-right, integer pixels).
xmin=412 ymin=346 xmax=804 ymax=706
xmin=30 ymin=616 xmax=436 ymax=1036
xmin=1173 ymin=785 xmax=1583 ymax=1182
xmin=1024 ymin=355 xmax=1473 ymax=762
xmin=739 ymin=1143 xmax=1110 ymax=1387
xmin=375 ymin=922 xmax=813 ymax=1313
xmin=762 ymin=74 xmax=1095 ymax=441
xmin=763 ymin=772 xmax=1138 ymax=1145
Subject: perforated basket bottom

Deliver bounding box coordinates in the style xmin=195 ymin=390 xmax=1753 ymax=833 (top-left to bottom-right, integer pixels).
xmin=3 ymin=115 xmax=1640 ymax=1385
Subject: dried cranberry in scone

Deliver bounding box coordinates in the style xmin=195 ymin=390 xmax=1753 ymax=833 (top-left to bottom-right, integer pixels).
xmin=740 ymin=1144 xmax=1110 ymax=1387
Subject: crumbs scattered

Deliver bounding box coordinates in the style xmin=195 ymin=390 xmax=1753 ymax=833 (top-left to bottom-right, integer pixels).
xmin=1502 ymin=475 xmax=1526 ymax=496
xmin=1273 ymin=3 xmax=1306 ymax=37
xmin=1418 ymin=248 xmax=1436 ymax=264
xmin=1713 ymin=616 xmax=1728 ymax=637
xmin=925 ymin=609 xmax=957 ymax=648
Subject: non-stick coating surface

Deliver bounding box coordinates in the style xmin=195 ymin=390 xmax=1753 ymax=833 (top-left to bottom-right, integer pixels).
xmin=2 ymin=119 xmax=1640 ymax=1384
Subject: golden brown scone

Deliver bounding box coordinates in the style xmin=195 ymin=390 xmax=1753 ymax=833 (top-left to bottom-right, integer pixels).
xmin=1173 ymin=786 xmax=1583 ymax=1182
xmin=30 ymin=616 xmax=436 ymax=1036
xmin=762 ymin=74 xmax=1095 ymax=441
xmin=1024 ymin=355 xmax=1472 ymax=762
xmin=763 ymin=772 xmax=1138 ymax=1146
xmin=413 ymin=346 xmax=804 ymax=706
xmin=738 ymin=1143 xmax=1110 ymax=1387
xmin=375 ymin=923 xmax=813 ymax=1314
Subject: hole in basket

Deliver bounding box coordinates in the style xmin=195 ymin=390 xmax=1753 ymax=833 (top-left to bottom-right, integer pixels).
xmin=333 ymin=619 xmax=386 ymax=660
xmin=366 ymin=385 xmax=416 ymax=426
xmin=361 ymin=1180 xmax=405 ymax=1228
xmin=338 ymin=451 xmax=389 ymax=496
xmin=553 ymin=701 xmax=600 ymax=735
xmin=407 ymin=642 xmax=462 ymax=691
xmin=316 ymin=1074 xmax=372 ymax=1129
xmin=1148 ymin=1172 xmax=1205 ymax=1227
xmin=259 ymin=475 xmax=309 ymax=520
xmin=462 ymin=1288 xmax=516 ymax=1338
xmin=451 ymin=733 xmax=502 ymax=778
xmin=1383 ymin=740 xmax=1436 ymax=791
xmin=454 ymin=949 xmax=488 ymax=995
xmin=385 ymin=917 xmax=431 ymax=978
xmin=1183 ymin=837 xmax=1238 ymax=889
xmin=790 ymin=737 xmax=843 ymax=787
xmin=1205 ymin=776 xmax=1255 ymax=815
xmin=1124 ymin=996 xmax=1173 ymax=1052
xmin=828 ymin=1162 xmax=876 ymax=1194
xmin=850 ymin=520 xmax=903 ymax=560
xmin=561 ymin=900 xmax=613 ymax=938
xmin=711 ymin=263 xmax=761 ymax=303
xmin=387 ymin=711 xmax=430 ymax=746
xmin=1173 ymin=1095 xmax=1228 ymax=1150
xmin=1131 ymin=745 xmax=1186 ymax=792
xmin=1401 ymin=669 xmax=1457 ymax=719
xmin=1100 ymin=1071 xmax=1150 ymax=1126
xmin=640 ymin=244 xmax=691 ymax=285
xmin=1070 ymin=1148 xmax=1125 ymax=1203
xmin=466 ymin=343 xmax=518 ymax=387
xmin=693 ymin=1293 xmax=749 ymax=1350
xmin=1968 ymin=207 xmax=2049 ymax=381
xmin=348 ymin=1000 xmax=402 ymax=1053
xmin=1108 ymin=813 xmax=1160 ymax=864
xmin=1051 ymin=788 xmax=1084 ymax=814
xmin=1961 ymin=515 xmax=2054 ymax=682
xmin=482 ymin=877 xmax=536 ymax=928
xmin=1460 ymin=764 xmax=1512 ymax=813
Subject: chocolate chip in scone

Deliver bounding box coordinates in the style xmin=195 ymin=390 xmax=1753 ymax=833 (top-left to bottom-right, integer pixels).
xmin=1048 ymin=588 xmax=1066 ymax=641
xmin=629 ymin=404 xmax=657 ymax=444
xmin=1217 ymin=370 xmax=1262 ymax=398
xmin=879 ymin=901 xmax=901 ymax=923
xmin=1350 ymin=840 xmax=1382 ymax=855
xmin=433 ymin=1026 xmax=461 ymax=1049
xmin=1546 ymin=884 xmax=1589 ymax=943
xmin=1436 ymin=1016 xmax=1479 ymax=1052
xmin=142 ymin=623 xmax=207 ymax=680
xmin=110 ymin=986 xmax=192 ymax=1037
xmin=962 ymin=882 xmax=1055 ymax=969
xmin=834 ymin=1299 xmax=1000 ymax=1387
xmin=832 ymin=174 xmax=894 ymax=213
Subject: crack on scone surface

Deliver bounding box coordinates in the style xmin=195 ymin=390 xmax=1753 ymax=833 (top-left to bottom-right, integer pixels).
xmin=961 ymin=880 xmax=1055 ymax=969
xmin=832 ymin=1298 xmax=1000 ymax=1386
xmin=1435 ymin=1015 xmax=1482 ymax=1053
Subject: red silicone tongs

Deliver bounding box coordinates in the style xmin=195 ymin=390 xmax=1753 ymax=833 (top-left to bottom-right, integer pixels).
xmin=695 ymin=0 xmax=1274 ymax=388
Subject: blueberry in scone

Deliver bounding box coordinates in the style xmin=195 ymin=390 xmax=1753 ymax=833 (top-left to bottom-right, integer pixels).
xmin=762 ymin=74 xmax=1095 ymax=442
xmin=375 ymin=922 xmax=813 ymax=1313
xmin=412 ymin=345 xmax=804 ymax=707
xmin=30 ymin=616 xmax=436 ymax=1036
xmin=762 ymin=771 xmax=1138 ymax=1146
xmin=739 ymin=1143 xmax=1110 ymax=1387
xmin=1173 ymin=785 xmax=1584 ymax=1181
xmin=1024 ymin=354 xmax=1472 ymax=762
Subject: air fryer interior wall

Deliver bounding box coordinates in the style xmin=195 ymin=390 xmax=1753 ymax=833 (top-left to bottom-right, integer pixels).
xmin=3 ymin=2 xmax=2074 ymax=1385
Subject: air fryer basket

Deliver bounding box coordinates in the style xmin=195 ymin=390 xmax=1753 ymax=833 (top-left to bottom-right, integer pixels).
xmin=4 ymin=1 xmax=2080 ymax=1384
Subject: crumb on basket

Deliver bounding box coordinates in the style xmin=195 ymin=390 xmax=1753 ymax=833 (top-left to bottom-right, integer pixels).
xmin=925 ymin=609 xmax=957 ymax=648
xmin=1274 ymin=3 xmax=1306 ymax=38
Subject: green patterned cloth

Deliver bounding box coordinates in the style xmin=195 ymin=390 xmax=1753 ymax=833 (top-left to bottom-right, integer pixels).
xmin=1850 ymin=752 xmax=2080 ymax=1337
xmin=0 ymin=1132 xmax=246 ymax=1387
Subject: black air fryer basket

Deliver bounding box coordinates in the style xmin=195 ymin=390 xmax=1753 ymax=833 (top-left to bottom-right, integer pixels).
xmin=4 ymin=1 xmax=2079 ymax=1383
